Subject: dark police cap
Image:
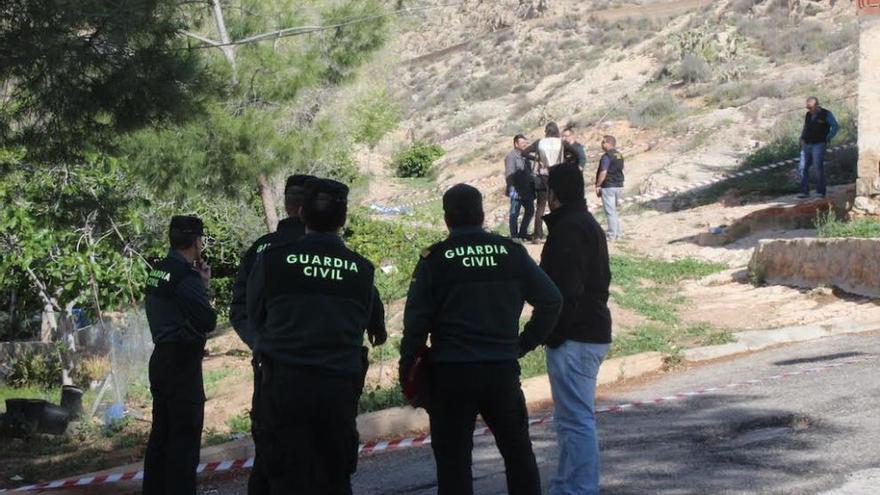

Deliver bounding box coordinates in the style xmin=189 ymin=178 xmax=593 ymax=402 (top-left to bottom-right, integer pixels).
xmin=169 ymin=215 xmax=204 ymax=235
xmin=548 ymin=163 xmax=585 ymax=203
xmin=305 ymin=177 xmax=349 ymax=203
xmin=285 ymin=174 xmax=315 ymax=196
xmin=442 ymin=183 xmax=483 ymax=215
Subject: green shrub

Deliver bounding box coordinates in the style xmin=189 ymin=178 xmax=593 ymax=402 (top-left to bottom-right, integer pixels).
xmin=344 ymin=212 xmax=445 ymax=302
xmin=679 ymin=54 xmax=710 ymax=83
xmin=227 ymin=410 xmax=252 ymax=434
xmin=6 ymin=347 xmax=65 ymax=388
xmin=392 ymin=141 xmax=444 ymax=178
xmin=628 ymin=94 xmax=682 ymax=128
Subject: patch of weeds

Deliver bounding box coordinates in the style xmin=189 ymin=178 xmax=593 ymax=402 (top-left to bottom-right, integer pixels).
xmin=203 ymin=427 xmax=232 ymax=446
xmin=359 ymin=384 xmax=406 ymax=414
xmin=203 ymin=368 xmax=236 ymax=398
xmin=628 ymin=93 xmax=682 ymax=129
xmin=816 ymin=210 xmax=880 ymax=238
xmin=226 ymin=410 xmax=251 ymax=435
xmin=368 ymin=334 xmax=402 ymax=365
xmin=519 ymin=346 xmax=547 ymax=379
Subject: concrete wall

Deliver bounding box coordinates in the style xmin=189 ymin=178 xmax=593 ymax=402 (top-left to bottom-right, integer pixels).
xmin=856 ymin=15 xmax=880 ymax=215
xmin=749 ymin=238 xmax=880 ymax=298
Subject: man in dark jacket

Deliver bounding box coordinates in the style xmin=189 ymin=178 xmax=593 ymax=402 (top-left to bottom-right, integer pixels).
xmin=562 ymin=127 xmax=588 ymax=170
xmin=798 ymin=96 xmax=839 ymax=199
xmin=505 ymin=134 xmax=535 ymax=239
xmin=229 ymin=174 xmax=313 ymax=495
xmin=540 ymin=163 xmax=612 ymax=495
xmin=247 ymin=178 xmax=386 ymax=494
xmin=400 ymin=184 xmax=562 ymax=495
xmin=143 ymin=215 xmax=217 ymax=495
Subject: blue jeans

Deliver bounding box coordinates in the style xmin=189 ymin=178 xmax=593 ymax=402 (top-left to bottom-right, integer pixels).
xmin=546 ymin=341 xmax=610 ymax=495
xmin=509 ymin=189 xmax=535 ymax=238
xmin=799 ymin=143 xmax=827 ymax=196
xmin=600 ymin=187 xmax=623 ymax=240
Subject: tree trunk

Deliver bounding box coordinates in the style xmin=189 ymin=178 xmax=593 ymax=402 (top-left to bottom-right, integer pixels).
xmin=257 ymin=173 xmax=279 ymax=232
xmin=210 ymin=0 xmax=238 ymax=84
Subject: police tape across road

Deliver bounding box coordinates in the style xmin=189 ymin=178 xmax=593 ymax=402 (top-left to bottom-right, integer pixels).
xmin=2 ymin=356 xmax=869 ymax=493
xmin=370 ymin=142 xmax=856 ymax=213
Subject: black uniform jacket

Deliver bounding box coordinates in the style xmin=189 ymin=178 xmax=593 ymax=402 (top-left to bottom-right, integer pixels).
xmin=230 ymin=217 xmax=306 ymax=349
xmin=399 ymin=227 xmax=562 ymax=381
xmin=247 ymin=232 xmax=385 ymax=378
xmin=144 ymin=250 xmax=217 ymax=402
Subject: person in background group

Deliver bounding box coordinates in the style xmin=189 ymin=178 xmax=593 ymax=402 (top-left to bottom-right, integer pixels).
xmin=229 ymin=174 xmax=313 ymax=495
xmin=596 ymin=135 xmax=625 ymax=241
xmin=799 ymin=96 xmax=839 ymax=199
xmin=540 ymin=164 xmax=613 ymax=495
xmin=505 ymin=134 xmax=536 ymax=240
xmin=400 ymin=184 xmax=562 ymax=495
xmin=143 ymin=216 xmax=217 ymax=495
xmin=247 ymin=178 xmax=387 ymax=494
xmin=562 ymin=126 xmax=587 ymax=171
xmin=522 ymin=122 xmax=578 ymax=240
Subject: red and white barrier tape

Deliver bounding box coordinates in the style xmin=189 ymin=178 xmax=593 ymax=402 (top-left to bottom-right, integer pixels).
xmin=2 ymin=356 xmax=869 ymax=492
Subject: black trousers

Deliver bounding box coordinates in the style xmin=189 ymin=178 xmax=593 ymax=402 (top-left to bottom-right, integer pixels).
xmin=429 ymin=361 xmax=541 ymax=495
xmin=255 ymin=364 xmax=359 ymax=495
xmin=142 ymin=397 xmax=204 ymax=495
xmin=248 ymin=357 xmax=270 ymax=495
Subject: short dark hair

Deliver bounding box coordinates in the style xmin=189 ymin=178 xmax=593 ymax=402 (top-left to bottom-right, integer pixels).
xmin=806 ymin=96 xmax=820 ymax=105
xmin=545 ymin=122 xmax=560 ymax=137
xmin=513 ymin=134 xmax=527 ymax=146
xmin=443 ymin=184 xmax=484 ymax=229
xmin=302 ymin=179 xmax=349 ymax=233
xmin=168 ymin=216 xmax=203 ymax=250
xmin=548 ymin=163 xmax=585 ymax=204
xmin=603 ymin=135 xmax=617 ymax=147
xmin=284 ymin=174 xmax=315 ymax=214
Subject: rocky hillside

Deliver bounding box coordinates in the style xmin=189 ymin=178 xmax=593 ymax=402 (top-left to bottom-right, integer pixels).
xmin=360 ymin=0 xmax=858 ymax=219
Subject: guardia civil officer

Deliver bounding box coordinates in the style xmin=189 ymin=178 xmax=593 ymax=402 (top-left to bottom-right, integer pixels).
xmin=228 ymin=174 xmax=313 ymax=495
xmin=399 ymin=184 xmax=563 ymax=495
xmin=246 ymin=178 xmax=387 ymax=494
xmin=143 ymin=216 xmax=217 ymax=495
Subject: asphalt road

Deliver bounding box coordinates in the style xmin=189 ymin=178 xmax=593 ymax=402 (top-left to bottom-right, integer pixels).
xmin=199 ymin=332 xmax=880 ymax=494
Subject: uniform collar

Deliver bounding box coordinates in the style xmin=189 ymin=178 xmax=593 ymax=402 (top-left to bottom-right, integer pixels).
xmin=168 ymin=249 xmax=193 ymax=266
xmin=277 ymin=217 xmax=303 ymax=231
xmin=302 ymin=231 xmax=345 ymax=245
xmin=449 ymin=226 xmax=485 ymax=238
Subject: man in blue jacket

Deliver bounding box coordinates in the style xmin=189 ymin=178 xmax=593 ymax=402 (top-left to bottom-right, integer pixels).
xmin=799 ymin=96 xmax=839 ymax=198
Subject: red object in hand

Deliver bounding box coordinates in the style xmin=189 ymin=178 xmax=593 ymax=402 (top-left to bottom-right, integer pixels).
xmin=402 ymin=346 xmax=430 ymax=408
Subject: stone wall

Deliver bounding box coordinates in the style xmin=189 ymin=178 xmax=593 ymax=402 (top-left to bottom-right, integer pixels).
xmin=749 ymin=238 xmax=880 ymax=298
xmin=855 ymin=15 xmax=880 ymax=215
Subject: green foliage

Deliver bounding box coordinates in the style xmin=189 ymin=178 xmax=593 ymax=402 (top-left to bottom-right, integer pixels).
xmin=736 ymin=13 xmax=857 ymax=64
xmin=519 ymin=345 xmax=547 ymax=379
xmin=319 ymin=0 xmax=390 ymax=84
xmin=679 ymin=54 xmax=710 ymax=83
xmin=816 ymin=211 xmax=880 ymax=238
xmin=610 ymin=322 xmax=733 ymax=359
xmin=344 ymin=212 xmax=445 ymax=302
xmin=392 ymin=141 xmax=445 ymax=178
xmin=0 ymin=0 xmax=214 ymax=161
xmin=628 ymin=94 xmax=682 ymax=129
xmin=0 ymin=155 xmax=153 ymax=320
xmin=6 ymin=348 xmax=65 ymax=388
xmin=358 ymin=384 xmax=405 ymax=413
xmin=350 ymin=86 xmax=400 ymax=150
xmin=227 ymin=410 xmax=252 ymax=434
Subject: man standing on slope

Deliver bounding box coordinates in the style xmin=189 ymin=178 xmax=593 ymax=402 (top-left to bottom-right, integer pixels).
xmin=562 ymin=126 xmax=588 ymax=171
xmin=798 ymin=96 xmax=839 ymax=199
xmin=596 ymin=135 xmax=625 ymax=241
xmin=522 ymin=122 xmax=578 ymax=241
xmin=505 ymin=134 xmax=536 ymax=240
